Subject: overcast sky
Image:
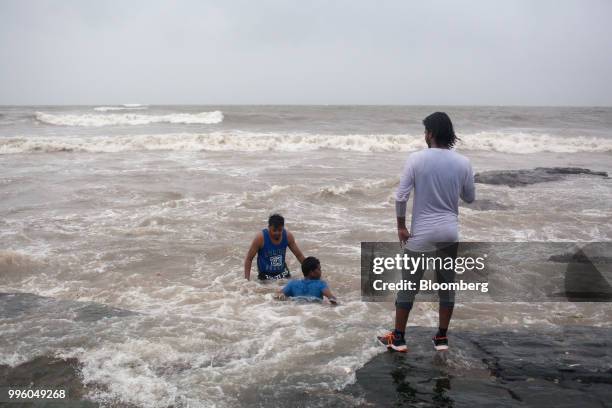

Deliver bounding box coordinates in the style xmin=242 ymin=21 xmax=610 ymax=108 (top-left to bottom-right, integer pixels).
xmin=1 ymin=0 xmax=611 ymax=105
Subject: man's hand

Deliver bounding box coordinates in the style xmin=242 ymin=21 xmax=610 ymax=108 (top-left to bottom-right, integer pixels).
xmin=398 ymin=227 xmax=411 ymax=247
xmin=323 ymin=288 xmax=338 ymax=305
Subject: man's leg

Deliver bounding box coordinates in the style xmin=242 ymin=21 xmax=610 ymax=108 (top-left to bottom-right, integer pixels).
xmin=377 ymin=301 xmax=411 ymax=352
xmin=436 ymin=242 xmax=458 ymax=330
xmin=395 ymin=248 xmax=424 ymax=332
xmin=438 ymin=303 xmax=454 ymax=330
xmin=378 ymin=301 xmax=413 ymax=352
xmin=395 ymin=249 xmax=425 ymax=333
xmin=395 ymin=302 xmax=412 ymax=332
xmin=433 ymin=243 xmax=458 ymax=350
xmin=378 ymin=249 xmax=423 ymax=351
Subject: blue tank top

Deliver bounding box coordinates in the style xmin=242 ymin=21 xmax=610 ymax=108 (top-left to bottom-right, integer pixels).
xmin=257 ymin=229 xmax=288 ymax=277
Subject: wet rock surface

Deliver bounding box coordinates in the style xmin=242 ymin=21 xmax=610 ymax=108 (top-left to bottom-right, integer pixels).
xmin=474 ymin=167 xmax=608 ymax=187
xmin=0 ymin=356 xmax=99 ymax=407
xmin=0 ymin=292 xmax=138 ymax=322
xmin=346 ymin=326 xmax=612 ymax=407
xmin=460 ymin=199 xmax=512 ymax=211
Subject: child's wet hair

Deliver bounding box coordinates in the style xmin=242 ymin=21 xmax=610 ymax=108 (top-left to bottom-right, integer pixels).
xmin=301 ymin=256 xmax=320 ymax=276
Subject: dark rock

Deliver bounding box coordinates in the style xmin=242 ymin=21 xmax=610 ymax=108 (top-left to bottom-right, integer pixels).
xmin=562 ymin=249 xmax=612 ymax=302
xmin=545 ymin=244 xmax=612 ymax=302
xmin=474 ymin=167 xmax=608 ymax=187
xmin=460 ymin=199 xmax=512 ymax=211
xmin=0 ymin=356 xmax=99 ymax=407
xmin=0 ymin=356 xmax=143 ymax=408
xmin=0 ymin=294 xmax=140 ymax=406
xmin=549 ymin=253 xmax=612 ymax=264
xmin=344 ymin=326 xmax=612 ymax=407
xmin=0 ymin=292 xmax=138 ymax=321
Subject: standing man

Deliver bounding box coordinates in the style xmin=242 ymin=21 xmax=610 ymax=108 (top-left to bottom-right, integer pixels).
xmin=244 ymin=214 xmax=305 ymax=280
xmin=378 ymin=112 xmax=475 ymax=352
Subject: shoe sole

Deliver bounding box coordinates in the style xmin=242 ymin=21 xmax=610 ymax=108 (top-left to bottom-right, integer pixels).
xmin=389 ymin=344 xmax=408 ymax=352
xmin=432 ymin=341 xmax=448 ymax=351
xmin=377 ymin=337 xmax=408 ymax=353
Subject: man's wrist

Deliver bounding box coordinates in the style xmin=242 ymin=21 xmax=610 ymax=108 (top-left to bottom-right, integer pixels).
xmin=397 ymin=216 xmax=407 ymax=230
xmin=395 ymin=200 xmax=407 ymax=218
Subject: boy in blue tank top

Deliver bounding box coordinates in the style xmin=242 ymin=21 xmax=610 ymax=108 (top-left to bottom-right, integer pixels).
xmin=279 ymin=257 xmax=337 ymax=304
xmin=244 ymin=214 xmax=305 ymax=280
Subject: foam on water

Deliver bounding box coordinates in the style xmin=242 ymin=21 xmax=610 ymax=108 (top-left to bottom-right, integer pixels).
xmin=3 ymin=131 xmax=612 ymax=154
xmin=93 ymin=105 xmax=149 ymax=112
xmin=2 ymin=111 xmax=612 ymax=406
xmin=1 ymin=274 xmax=387 ymax=407
xmin=34 ymin=111 xmax=224 ymax=126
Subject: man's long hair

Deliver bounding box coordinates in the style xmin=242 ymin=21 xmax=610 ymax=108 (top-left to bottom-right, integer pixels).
xmin=423 ymin=112 xmax=459 ymax=148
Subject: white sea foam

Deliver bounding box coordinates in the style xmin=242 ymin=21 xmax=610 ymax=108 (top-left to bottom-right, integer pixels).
xmin=35 ymin=111 xmax=224 ymax=126
xmin=461 ymin=131 xmax=612 ymax=154
xmin=315 ymin=178 xmax=399 ymax=198
xmin=93 ymin=105 xmax=148 ymax=112
xmin=2 ymin=131 xmax=612 ymax=154
xmin=3 ymin=105 xmax=612 ymax=408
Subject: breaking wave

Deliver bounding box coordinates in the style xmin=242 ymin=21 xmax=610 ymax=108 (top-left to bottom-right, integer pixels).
xmin=35 ymin=111 xmax=224 ymax=126
xmin=93 ymin=104 xmax=148 ymax=112
xmin=2 ymin=131 xmax=612 ymax=154
xmin=315 ymin=178 xmax=399 ymax=199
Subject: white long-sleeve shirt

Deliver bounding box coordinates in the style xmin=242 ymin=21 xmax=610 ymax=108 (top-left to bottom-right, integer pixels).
xmin=395 ymin=148 xmax=475 ymax=252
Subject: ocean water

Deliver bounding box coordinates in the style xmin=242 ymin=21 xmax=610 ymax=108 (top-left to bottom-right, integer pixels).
xmin=1 ymin=105 xmax=611 ymax=407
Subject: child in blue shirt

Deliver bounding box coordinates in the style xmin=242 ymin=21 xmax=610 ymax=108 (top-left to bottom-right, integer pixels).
xmin=279 ymin=256 xmax=337 ymax=304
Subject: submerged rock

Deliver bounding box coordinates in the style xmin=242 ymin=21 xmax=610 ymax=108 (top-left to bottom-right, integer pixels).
xmin=0 ymin=292 xmax=138 ymax=322
xmin=0 ymin=356 xmax=99 ymax=407
xmin=460 ymin=199 xmax=512 ymax=211
xmin=474 ymin=167 xmax=608 ymax=187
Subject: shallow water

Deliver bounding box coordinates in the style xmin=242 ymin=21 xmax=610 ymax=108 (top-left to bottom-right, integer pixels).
xmin=1 ymin=105 xmax=611 ymax=407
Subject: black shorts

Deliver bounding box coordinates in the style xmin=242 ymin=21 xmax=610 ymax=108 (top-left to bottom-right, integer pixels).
xmin=257 ymin=268 xmax=291 ymax=281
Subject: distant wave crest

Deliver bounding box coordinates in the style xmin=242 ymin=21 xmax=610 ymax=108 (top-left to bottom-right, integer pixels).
xmin=93 ymin=104 xmax=148 ymax=112
xmin=35 ymin=111 xmax=224 ymax=126
xmin=2 ymin=131 xmax=611 ymax=154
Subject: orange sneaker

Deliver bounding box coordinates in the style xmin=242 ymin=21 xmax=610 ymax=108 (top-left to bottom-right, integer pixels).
xmin=377 ymin=331 xmax=408 ymax=352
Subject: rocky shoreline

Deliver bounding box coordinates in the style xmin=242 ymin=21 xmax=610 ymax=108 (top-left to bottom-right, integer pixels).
xmin=344 ymin=325 xmax=612 ymax=407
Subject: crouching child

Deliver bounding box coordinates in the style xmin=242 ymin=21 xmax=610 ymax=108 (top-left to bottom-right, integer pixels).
xmin=278 ymin=256 xmax=337 ymax=304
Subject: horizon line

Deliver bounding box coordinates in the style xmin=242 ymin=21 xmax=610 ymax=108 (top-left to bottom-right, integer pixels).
xmin=1 ymin=103 xmax=612 ymax=108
